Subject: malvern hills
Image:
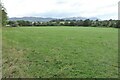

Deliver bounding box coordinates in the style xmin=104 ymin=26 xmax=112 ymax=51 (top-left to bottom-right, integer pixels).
xmin=9 ymin=17 xmax=100 ymax=22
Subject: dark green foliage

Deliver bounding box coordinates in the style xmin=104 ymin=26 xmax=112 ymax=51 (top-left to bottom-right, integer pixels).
xmin=17 ymin=20 xmax=32 ymax=26
xmin=7 ymin=19 xmax=119 ymax=28
xmin=7 ymin=21 xmax=18 ymax=27
xmin=83 ymin=19 xmax=91 ymax=26
xmin=76 ymin=20 xmax=84 ymax=26
xmin=2 ymin=10 xmax=7 ymax=26
xmin=0 ymin=3 xmax=8 ymax=26
xmin=116 ymin=20 xmax=120 ymax=28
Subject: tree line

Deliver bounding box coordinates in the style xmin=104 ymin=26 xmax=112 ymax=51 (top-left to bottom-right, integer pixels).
xmin=7 ymin=19 xmax=120 ymax=28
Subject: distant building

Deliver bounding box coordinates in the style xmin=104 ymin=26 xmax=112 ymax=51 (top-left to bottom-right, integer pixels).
xmin=6 ymin=25 xmax=10 ymax=27
xmin=59 ymin=21 xmax=65 ymax=24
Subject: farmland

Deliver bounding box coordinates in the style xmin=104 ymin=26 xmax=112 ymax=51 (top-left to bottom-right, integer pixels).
xmin=2 ymin=26 xmax=118 ymax=78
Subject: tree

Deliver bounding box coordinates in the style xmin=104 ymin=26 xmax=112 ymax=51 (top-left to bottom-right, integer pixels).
xmin=76 ymin=20 xmax=84 ymax=26
xmin=116 ymin=20 xmax=120 ymax=28
xmin=8 ymin=21 xmax=18 ymax=27
xmin=0 ymin=3 xmax=8 ymax=26
xmin=83 ymin=19 xmax=91 ymax=26
xmin=69 ymin=21 xmax=75 ymax=26
xmin=16 ymin=20 xmax=32 ymax=26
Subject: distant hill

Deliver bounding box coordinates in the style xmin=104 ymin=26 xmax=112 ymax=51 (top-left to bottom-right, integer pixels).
xmin=9 ymin=17 xmax=55 ymax=22
xmin=63 ymin=17 xmax=87 ymax=20
xmin=9 ymin=17 xmax=100 ymax=22
xmin=88 ymin=17 xmax=100 ymax=21
xmin=63 ymin=17 xmax=100 ymax=21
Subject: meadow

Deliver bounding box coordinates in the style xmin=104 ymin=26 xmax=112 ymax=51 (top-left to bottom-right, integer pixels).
xmin=2 ymin=26 xmax=118 ymax=78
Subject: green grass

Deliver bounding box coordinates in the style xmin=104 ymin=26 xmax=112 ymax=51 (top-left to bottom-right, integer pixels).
xmin=2 ymin=26 xmax=118 ymax=78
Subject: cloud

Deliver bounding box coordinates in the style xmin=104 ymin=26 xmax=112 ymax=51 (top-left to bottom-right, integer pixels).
xmin=1 ymin=0 xmax=119 ymax=20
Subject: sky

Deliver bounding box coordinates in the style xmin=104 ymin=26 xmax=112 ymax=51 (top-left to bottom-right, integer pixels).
xmin=1 ymin=0 xmax=120 ymax=20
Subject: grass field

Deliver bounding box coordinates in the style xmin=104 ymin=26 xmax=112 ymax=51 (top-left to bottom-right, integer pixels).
xmin=2 ymin=26 xmax=118 ymax=78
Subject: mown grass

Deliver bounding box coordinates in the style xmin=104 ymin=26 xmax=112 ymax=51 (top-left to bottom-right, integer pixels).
xmin=0 ymin=28 xmax=2 ymax=79
xmin=2 ymin=26 xmax=118 ymax=78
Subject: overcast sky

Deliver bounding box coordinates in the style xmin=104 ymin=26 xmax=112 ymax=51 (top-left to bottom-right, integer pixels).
xmin=1 ymin=0 xmax=120 ymax=20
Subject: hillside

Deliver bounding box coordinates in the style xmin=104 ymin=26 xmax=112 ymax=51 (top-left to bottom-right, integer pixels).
xmin=9 ymin=17 xmax=100 ymax=22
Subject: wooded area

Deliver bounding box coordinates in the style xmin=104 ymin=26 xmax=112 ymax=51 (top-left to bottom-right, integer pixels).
xmin=7 ymin=19 xmax=120 ymax=28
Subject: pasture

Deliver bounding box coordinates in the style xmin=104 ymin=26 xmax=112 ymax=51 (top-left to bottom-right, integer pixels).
xmin=2 ymin=26 xmax=118 ymax=78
